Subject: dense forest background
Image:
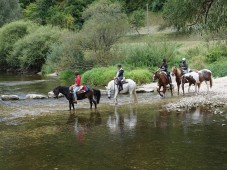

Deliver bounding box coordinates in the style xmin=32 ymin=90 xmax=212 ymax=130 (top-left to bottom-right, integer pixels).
xmin=0 ymin=0 xmax=226 ymax=85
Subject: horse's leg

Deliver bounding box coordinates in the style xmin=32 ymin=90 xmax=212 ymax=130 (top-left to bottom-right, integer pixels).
xmin=163 ymin=85 xmax=166 ymax=98
xmin=205 ymin=81 xmax=209 ymax=92
xmin=182 ymin=79 xmax=185 ymax=96
xmin=197 ymin=83 xmax=201 ymax=93
xmin=188 ymin=83 xmax=191 ymax=93
xmin=92 ymin=97 xmax=97 ymax=109
xmin=177 ymin=83 xmax=180 ymax=96
xmin=69 ymin=101 xmax=71 ymax=110
xmin=195 ymin=83 xmax=197 ymax=93
xmin=170 ymin=84 xmax=173 ymax=96
xmin=89 ymin=97 xmax=93 ymax=109
xmin=72 ymin=102 xmax=75 ymax=110
xmin=157 ymin=86 xmax=163 ymax=97
xmin=133 ymin=89 xmax=138 ymax=103
xmin=114 ymin=90 xmax=118 ymax=105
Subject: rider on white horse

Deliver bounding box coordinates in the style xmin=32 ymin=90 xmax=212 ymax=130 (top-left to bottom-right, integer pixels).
xmin=114 ymin=64 xmax=124 ymax=92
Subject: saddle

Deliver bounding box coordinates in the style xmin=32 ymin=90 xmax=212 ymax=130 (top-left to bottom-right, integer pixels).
xmin=76 ymin=85 xmax=90 ymax=95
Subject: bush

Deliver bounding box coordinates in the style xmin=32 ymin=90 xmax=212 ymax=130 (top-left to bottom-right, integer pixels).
xmin=207 ymin=61 xmax=227 ymax=77
xmin=11 ymin=25 xmax=62 ymax=72
xmin=119 ymin=41 xmax=180 ymax=68
xmin=59 ymin=69 xmax=75 ymax=84
xmin=82 ymin=66 xmax=152 ymax=86
xmin=42 ymin=31 xmax=85 ymax=74
xmin=0 ymin=20 xmax=37 ymax=70
xmin=206 ymin=46 xmax=227 ymax=63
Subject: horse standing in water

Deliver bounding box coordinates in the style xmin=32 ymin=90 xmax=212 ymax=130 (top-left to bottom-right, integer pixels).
xmin=106 ymin=79 xmax=137 ymax=105
xmin=53 ymin=86 xmax=101 ymax=110
xmin=153 ymin=71 xmax=173 ymax=98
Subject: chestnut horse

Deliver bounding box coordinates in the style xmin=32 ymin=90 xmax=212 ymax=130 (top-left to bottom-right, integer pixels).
xmin=153 ymin=71 xmax=173 ymax=98
xmin=171 ymin=66 xmax=182 ymax=95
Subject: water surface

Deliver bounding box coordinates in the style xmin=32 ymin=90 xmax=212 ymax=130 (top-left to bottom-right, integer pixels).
xmin=0 ymin=73 xmax=226 ymax=170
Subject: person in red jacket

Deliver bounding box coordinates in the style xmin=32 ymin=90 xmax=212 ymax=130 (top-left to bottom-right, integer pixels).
xmin=70 ymin=71 xmax=81 ymax=103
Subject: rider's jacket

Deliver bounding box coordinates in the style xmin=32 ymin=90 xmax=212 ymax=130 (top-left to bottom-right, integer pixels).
xmin=180 ymin=61 xmax=188 ymax=70
xmin=116 ymin=68 xmax=124 ymax=80
xmin=160 ymin=63 xmax=168 ymax=72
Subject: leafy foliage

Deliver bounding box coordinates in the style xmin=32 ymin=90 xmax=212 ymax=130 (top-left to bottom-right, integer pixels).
xmin=129 ymin=9 xmax=145 ymax=34
xmin=0 ymin=20 xmax=37 ymax=70
xmin=82 ymin=66 xmax=151 ymax=86
xmin=78 ymin=0 xmax=129 ymax=66
xmin=23 ymin=0 xmax=95 ymax=30
xmin=0 ymin=0 xmax=21 ymax=26
xmin=42 ymin=31 xmax=85 ymax=74
xmin=162 ymin=0 xmax=227 ymax=33
xmin=10 ymin=26 xmax=62 ymax=72
xmin=120 ymin=41 xmax=180 ymax=69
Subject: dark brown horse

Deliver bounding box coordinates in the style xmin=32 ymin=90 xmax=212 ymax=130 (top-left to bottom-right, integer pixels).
xmin=53 ymin=86 xmax=101 ymax=110
xmin=153 ymin=71 xmax=173 ymax=98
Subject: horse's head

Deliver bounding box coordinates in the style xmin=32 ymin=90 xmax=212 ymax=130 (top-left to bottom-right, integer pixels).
xmin=171 ymin=66 xmax=177 ymax=76
xmin=53 ymin=86 xmax=60 ymax=99
xmin=153 ymin=71 xmax=159 ymax=82
xmin=105 ymin=85 xmax=112 ymax=99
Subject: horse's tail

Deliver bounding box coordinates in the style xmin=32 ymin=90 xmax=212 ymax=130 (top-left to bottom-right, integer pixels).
xmin=210 ymin=76 xmax=213 ymax=88
xmin=93 ymin=89 xmax=101 ymax=104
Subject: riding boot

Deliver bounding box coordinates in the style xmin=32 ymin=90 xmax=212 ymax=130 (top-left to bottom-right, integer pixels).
xmin=72 ymin=93 xmax=77 ymax=104
xmin=119 ymin=82 xmax=123 ymax=91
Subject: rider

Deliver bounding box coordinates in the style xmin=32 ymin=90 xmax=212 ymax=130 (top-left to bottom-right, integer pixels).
xmin=179 ymin=57 xmax=188 ymax=75
xmin=70 ymin=71 xmax=81 ymax=103
xmin=114 ymin=64 xmax=124 ymax=91
xmin=160 ymin=58 xmax=172 ymax=85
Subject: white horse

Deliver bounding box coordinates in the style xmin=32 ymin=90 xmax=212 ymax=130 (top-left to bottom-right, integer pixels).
xmin=106 ymin=79 xmax=138 ymax=105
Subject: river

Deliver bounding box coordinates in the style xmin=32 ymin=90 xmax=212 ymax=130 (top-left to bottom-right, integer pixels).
xmin=0 ymin=73 xmax=226 ymax=170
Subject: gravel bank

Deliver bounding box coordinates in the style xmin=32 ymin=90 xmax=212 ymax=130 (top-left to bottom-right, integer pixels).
xmin=164 ymin=76 xmax=227 ymax=111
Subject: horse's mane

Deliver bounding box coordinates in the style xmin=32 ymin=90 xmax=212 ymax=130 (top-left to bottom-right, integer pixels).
xmin=172 ymin=66 xmax=181 ymax=76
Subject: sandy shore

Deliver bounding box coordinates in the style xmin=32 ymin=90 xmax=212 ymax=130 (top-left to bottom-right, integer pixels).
xmin=143 ymin=76 xmax=227 ymax=111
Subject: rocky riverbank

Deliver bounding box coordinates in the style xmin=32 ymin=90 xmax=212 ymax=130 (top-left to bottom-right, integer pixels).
xmin=164 ymin=76 xmax=227 ymax=111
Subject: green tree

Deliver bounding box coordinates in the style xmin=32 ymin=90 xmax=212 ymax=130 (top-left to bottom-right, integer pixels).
xmin=78 ymin=0 xmax=129 ymax=66
xmin=0 ymin=20 xmax=36 ymax=70
xmin=0 ymin=0 xmax=21 ymax=27
xmin=23 ymin=0 xmax=95 ymax=30
xmin=129 ymin=9 xmax=145 ymax=35
xmin=162 ymin=0 xmax=227 ymax=33
xmin=11 ymin=26 xmax=62 ymax=72
xmin=43 ymin=31 xmax=85 ymax=74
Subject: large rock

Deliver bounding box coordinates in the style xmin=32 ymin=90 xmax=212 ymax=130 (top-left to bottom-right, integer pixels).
xmin=1 ymin=95 xmax=19 ymax=101
xmin=26 ymin=94 xmax=48 ymax=99
xmin=136 ymin=87 xmax=154 ymax=93
xmin=48 ymin=91 xmax=64 ymax=98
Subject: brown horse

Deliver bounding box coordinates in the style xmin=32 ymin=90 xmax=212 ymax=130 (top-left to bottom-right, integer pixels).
xmin=153 ymin=71 xmax=173 ymax=98
xmin=171 ymin=66 xmax=182 ymax=95
xmin=198 ymin=69 xmax=213 ymax=92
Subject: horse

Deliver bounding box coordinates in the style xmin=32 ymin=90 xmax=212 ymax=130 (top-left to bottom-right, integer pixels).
xmin=53 ymin=86 xmax=101 ymax=110
xmin=171 ymin=66 xmax=182 ymax=96
xmin=153 ymin=71 xmax=173 ymax=98
xmin=198 ymin=69 xmax=212 ymax=93
xmin=105 ymin=79 xmax=138 ymax=105
xmin=182 ymin=71 xmax=200 ymax=95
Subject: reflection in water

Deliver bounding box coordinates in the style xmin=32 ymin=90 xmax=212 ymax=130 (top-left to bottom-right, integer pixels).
xmin=107 ymin=105 xmax=137 ymax=134
xmin=67 ymin=111 xmax=102 ymax=143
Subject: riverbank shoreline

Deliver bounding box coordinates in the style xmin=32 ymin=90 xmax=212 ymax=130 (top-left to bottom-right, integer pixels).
xmin=162 ymin=76 xmax=227 ymax=111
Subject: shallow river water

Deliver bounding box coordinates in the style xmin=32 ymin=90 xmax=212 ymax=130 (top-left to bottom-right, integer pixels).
xmin=0 ymin=73 xmax=226 ymax=170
